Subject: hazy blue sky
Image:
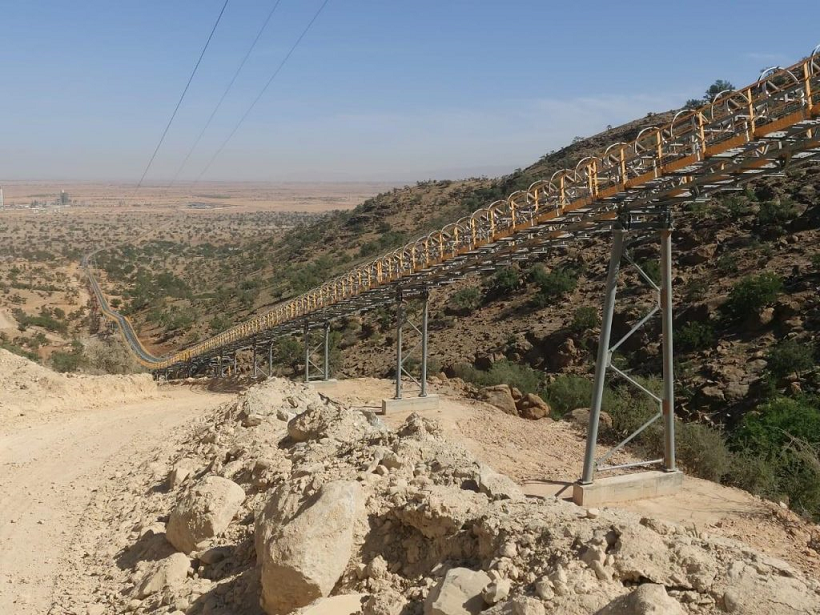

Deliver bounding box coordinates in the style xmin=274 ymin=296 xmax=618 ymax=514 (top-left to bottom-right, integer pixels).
xmin=2 ymin=0 xmax=818 ymax=182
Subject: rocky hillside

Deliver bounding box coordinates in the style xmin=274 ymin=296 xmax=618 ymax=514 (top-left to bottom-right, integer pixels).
xmin=53 ymin=379 xmax=820 ymax=615
xmin=96 ymin=107 xmax=820 ymax=519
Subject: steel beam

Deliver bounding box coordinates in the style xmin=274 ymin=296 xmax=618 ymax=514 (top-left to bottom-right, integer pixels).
xmin=660 ymin=220 xmax=676 ymax=472
xmin=581 ymin=214 xmax=677 ymax=485
xmin=581 ymin=229 xmax=624 ymax=485
xmin=392 ymin=287 xmax=430 ymax=400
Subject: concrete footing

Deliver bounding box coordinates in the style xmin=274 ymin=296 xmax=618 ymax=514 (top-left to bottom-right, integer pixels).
xmin=572 ymin=470 xmax=683 ymax=506
xmin=381 ymin=394 xmax=440 ymax=414
xmin=307 ymin=379 xmax=338 ymax=392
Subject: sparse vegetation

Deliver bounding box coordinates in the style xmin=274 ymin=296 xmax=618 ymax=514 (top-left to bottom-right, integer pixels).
xmin=722 ymin=273 xmax=782 ymax=322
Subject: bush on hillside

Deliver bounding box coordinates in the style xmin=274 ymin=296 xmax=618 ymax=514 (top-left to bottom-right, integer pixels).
xmin=453 ymin=359 xmax=543 ymax=396
xmin=677 ymin=321 xmax=715 ymax=352
xmin=543 ymin=375 xmax=593 ymax=416
xmin=571 ymin=306 xmax=599 ymax=333
xmin=766 ymin=339 xmax=815 ymax=379
xmin=722 ymin=273 xmax=782 ymax=321
xmin=731 ymin=396 xmax=820 ymax=518
xmin=449 ymin=287 xmax=482 ymax=313
xmin=757 ymin=198 xmax=799 ymax=234
xmin=483 ymin=267 xmax=520 ymax=300
xmin=530 ymin=267 xmax=579 ymax=308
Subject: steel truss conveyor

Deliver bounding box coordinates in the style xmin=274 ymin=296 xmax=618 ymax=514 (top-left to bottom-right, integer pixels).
xmin=89 ymin=50 xmax=820 ymax=377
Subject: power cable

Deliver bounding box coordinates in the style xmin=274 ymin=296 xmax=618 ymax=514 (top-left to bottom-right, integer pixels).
xmin=134 ymin=0 xmax=230 ymax=193
xmin=194 ymin=0 xmax=330 ymax=183
xmin=168 ymin=0 xmax=283 ymax=188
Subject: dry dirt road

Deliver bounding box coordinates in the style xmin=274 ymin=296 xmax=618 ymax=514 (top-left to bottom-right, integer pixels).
xmin=0 ymin=386 xmax=224 ymax=614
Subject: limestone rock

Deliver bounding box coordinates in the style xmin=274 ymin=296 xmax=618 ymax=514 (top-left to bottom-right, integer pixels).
xmin=718 ymin=560 xmax=820 ymax=615
xmin=482 ymin=578 xmax=511 ymax=604
xmin=475 ymin=464 xmax=523 ymax=501
xmin=595 ymin=583 xmax=685 ymax=615
xmin=256 ymin=481 xmax=363 ymax=614
xmin=482 ymin=385 xmax=517 ymax=415
xmin=484 ymin=597 xmax=546 ymax=615
xmin=568 ymin=407 xmax=612 ymax=430
xmin=293 ymin=594 xmax=366 ymax=615
xmin=166 ymin=476 xmax=245 ymax=554
xmin=363 ymin=590 xmax=407 ymax=615
xmin=167 ymin=458 xmax=198 ymax=490
xmin=136 ymin=552 xmax=190 ymax=598
xmin=424 ymin=567 xmax=491 ymax=615
xmin=516 ymin=393 xmax=551 ymax=420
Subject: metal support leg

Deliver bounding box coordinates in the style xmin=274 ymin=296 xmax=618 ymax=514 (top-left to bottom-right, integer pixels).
xmin=304 ymin=322 xmax=310 ymax=383
xmin=581 ymin=229 xmax=624 ymax=485
xmin=323 ymin=323 xmax=330 ymax=381
xmin=660 ymin=226 xmax=677 ymax=472
xmin=395 ymin=291 xmax=403 ymax=400
xmin=233 ymin=354 xmax=237 ymax=375
xmin=217 ymin=355 xmax=223 ymax=379
xmin=420 ymin=290 xmax=429 ymax=397
xmin=268 ymin=342 xmax=273 ymax=376
xmin=252 ymin=340 xmax=257 ymax=378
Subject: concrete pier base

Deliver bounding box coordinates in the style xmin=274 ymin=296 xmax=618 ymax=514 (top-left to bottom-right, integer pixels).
xmin=381 ymin=395 xmax=440 ymax=414
xmin=572 ymin=470 xmax=683 ymax=506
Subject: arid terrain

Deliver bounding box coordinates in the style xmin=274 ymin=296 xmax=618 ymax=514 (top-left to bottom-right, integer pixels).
xmin=0 ymin=181 xmax=390 ymax=363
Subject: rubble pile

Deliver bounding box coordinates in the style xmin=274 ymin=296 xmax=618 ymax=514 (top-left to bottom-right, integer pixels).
xmin=60 ymin=378 xmax=820 ymax=615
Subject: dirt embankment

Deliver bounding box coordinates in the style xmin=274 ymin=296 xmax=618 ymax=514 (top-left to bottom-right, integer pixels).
xmin=49 ymin=377 xmax=820 ymax=615
xmin=0 ymin=349 xmax=157 ymax=428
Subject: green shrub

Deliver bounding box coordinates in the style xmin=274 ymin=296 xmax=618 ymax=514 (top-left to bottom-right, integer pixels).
xmin=51 ymin=342 xmax=84 ymax=373
xmin=675 ymin=421 xmax=734 ymax=482
xmin=453 ymin=359 xmax=543 ymax=396
xmin=811 ymin=253 xmax=820 ymax=271
xmin=529 ymin=266 xmax=578 ymax=308
xmin=638 ymin=259 xmax=661 ymax=285
xmin=544 ymin=376 xmax=593 ymax=416
xmin=483 ymin=267 xmax=520 ymax=300
xmin=571 ymin=306 xmax=599 ymax=333
xmin=450 ymin=287 xmax=481 ymax=313
xmin=684 ymin=279 xmax=709 ymax=301
xmin=766 ymin=340 xmax=815 ymax=379
xmin=677 ymin=321 xmax=715 ymax=351
xmin=716 ymin=253 xmax=738 ymax=274
xmin=722 ymin=273 xmax=782 ymax=321
xmin=757 ymin=198 xmax=799 ymax=233
xmin=732 ymin=396 xmax=820 ymax=518
xmin=721 ymin=195 xmax=752 ymax=218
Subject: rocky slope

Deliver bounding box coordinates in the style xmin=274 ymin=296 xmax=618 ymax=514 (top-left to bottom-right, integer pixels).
xmin=52 ymin=378 xmax=820 ymax=615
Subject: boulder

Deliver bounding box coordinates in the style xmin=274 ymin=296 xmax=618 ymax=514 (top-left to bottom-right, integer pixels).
xmin=595 ymin=583 xmax=685 ymax=615
xmin=256 ymin=481 xmax=363 ymax=614
xmin=166 ymin=476 xmax=245 ymax=554
xmin=167 ymin=458 xmax=198 ymax=490
xmin=568 ymin=408 xmax=612 ymax=430
xmin=363 ymin=590 xmax=407 ymax=615
xmin=475 ymin=464 xmax=523 ymax=501
xmin=293 ymin=594 xmax=366 ymax=615
xmin=516 ymin=393 xmax=551 ymax=420
xmin=135 ymin=552 xmax=191 ymax=598
xmin=482 ymin=385 xmax=517 ymax=415
xmin=484 ymin=597 xmax=546 ymax=615
xmin=482 ymin=578 xmax=511 ymax=604
xmin=424 ymin=567 xmax=491 ymax=615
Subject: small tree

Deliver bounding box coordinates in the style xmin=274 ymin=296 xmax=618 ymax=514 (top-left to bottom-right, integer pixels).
xmin=705 ymin=79 xmax=735 ymax=100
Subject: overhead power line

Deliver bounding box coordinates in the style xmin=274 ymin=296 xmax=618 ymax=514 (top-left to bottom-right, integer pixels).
xmin=194 ymin=0 xmax=331 ymax=183
xmin=168 ymin=0 xmax=283 ymax=188
xmin=134 ymin=0 xmax=230 ymax=193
